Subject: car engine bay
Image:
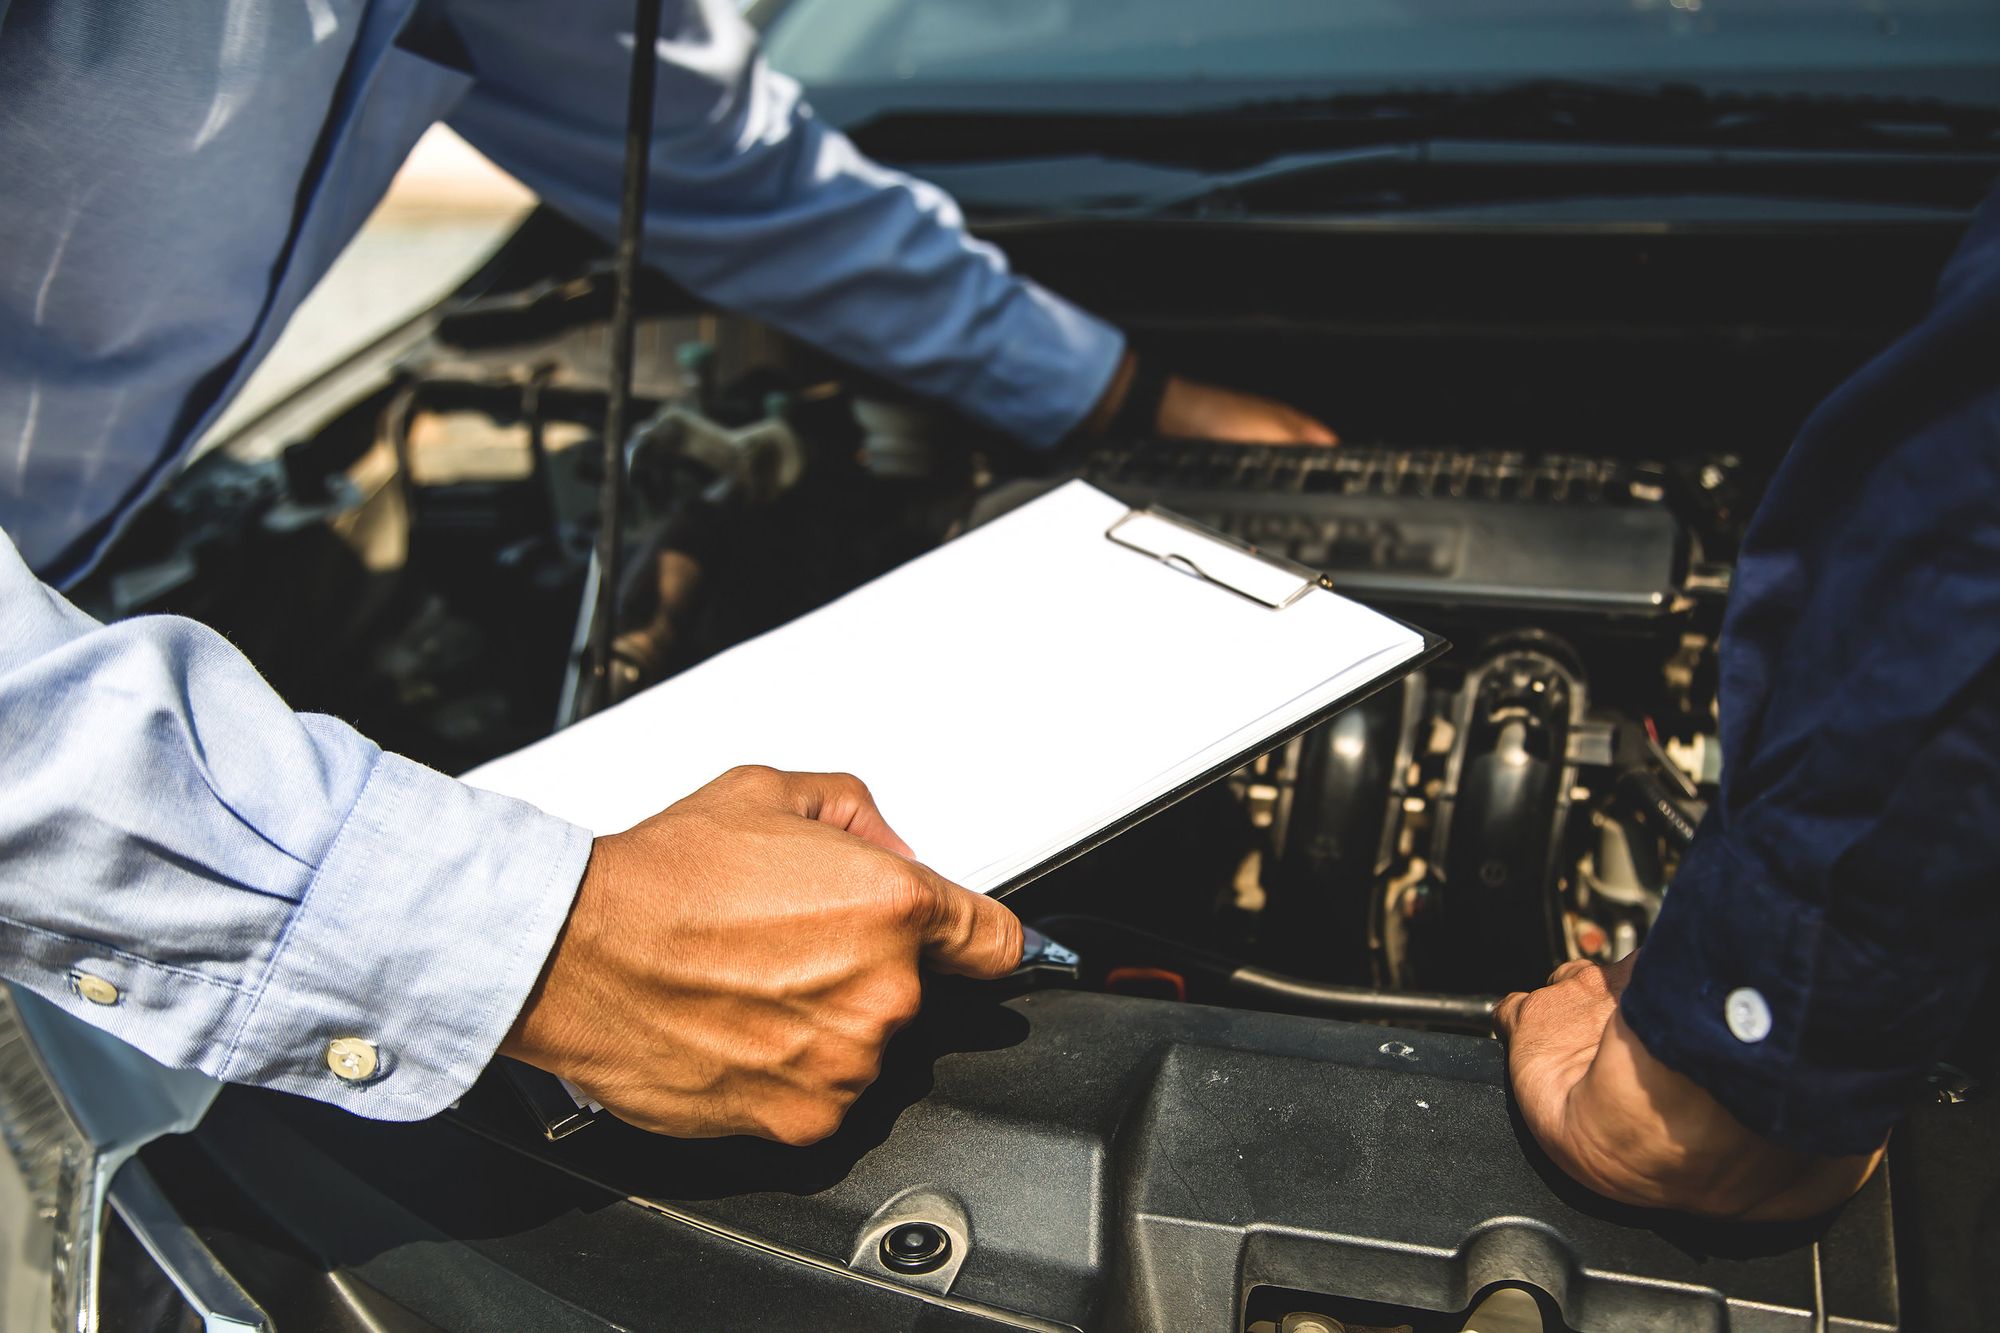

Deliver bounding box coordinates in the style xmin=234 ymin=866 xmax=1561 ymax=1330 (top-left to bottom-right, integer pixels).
xmin=76 ymin=208 xmax=1999 ymax=1330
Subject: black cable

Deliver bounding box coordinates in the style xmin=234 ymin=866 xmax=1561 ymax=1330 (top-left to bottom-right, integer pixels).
xmin=586 ymin=0 xmax=664 ymax=717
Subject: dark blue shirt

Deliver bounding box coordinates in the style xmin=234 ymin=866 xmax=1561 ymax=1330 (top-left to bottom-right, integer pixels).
xmin=1621 ymin=179 xmax=2000 ymax=1157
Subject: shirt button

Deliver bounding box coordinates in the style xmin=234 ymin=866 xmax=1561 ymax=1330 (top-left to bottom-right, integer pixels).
xmin=326 ymin=1037 xmax=380 ymax=1082
xmin=74 ymin=974 xmax=120 ymax=1006
xmin=1725 ymin=987 xmax=1773 ymax=1044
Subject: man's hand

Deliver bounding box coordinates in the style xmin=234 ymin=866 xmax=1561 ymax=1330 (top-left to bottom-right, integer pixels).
xmin=1081 ymin=353 xmax=1336 ymax=445
xmin=1495 ymin=955 xmax=1884 ymax=1221
xmin=1156 ymin=377 xmax=1337 ymax=445
xmin=500 ymin=765 xmax=1023 ymax=1144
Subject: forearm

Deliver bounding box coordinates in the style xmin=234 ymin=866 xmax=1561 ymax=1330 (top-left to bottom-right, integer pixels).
xmin=0 ymin=532 xmax=590 ymax=1117
xmin=1569 ymin=1011 xmax=1885 ymax=1220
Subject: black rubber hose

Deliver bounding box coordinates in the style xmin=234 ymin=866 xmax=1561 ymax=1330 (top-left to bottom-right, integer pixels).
xmin=1225 ymin=968 xmax=1500 ymax=1028
xmin=586 ymin=0 xmax=664 ymax=717
xmin=1030 ymin=913 xmax=1499 ymax=1032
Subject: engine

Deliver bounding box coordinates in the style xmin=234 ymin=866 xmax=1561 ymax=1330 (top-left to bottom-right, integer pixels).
xmin=985 ymin=436 xmax=1730 ymax=1015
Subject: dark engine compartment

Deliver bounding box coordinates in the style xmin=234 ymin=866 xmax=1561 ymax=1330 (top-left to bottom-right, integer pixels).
xmin=83 ymin=210 xmax=2000 ymax=1329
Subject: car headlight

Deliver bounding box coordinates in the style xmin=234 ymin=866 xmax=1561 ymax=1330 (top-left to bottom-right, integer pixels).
xmin=0 ymin=988 xmax=84 ymax=1330
xmin=0 ymin=986 xmax=242 ymax=1332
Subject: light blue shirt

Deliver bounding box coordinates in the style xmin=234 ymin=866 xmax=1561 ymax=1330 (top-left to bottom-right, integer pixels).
xmin=0 ymin=0 xmax=1121 ymax=1117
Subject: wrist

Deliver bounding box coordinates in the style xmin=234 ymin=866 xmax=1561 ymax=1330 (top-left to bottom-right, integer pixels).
xmin=1073 ymin=350 xmax=1135 ymax=439
xmin=1106 ymin=357 xmax=1172 ymax=439
xmin=1075 ymin=351 xmax=1174 ymax=441
xmin=501 ymin=835 xmax=613 ymax=1075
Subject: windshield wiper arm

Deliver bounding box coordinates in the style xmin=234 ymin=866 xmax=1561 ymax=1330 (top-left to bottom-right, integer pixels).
xmin=848 ymin=80 xmax=2000 ymax=171
xmin=1120 ymin=136 xmax=2000 ymax=218
xmin=1227 ymin=79 xmax=2000 ymax=150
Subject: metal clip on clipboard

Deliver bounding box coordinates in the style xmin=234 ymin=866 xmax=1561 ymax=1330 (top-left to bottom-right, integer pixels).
xmin=1106 ymin=506 xmax=1333 ymax=609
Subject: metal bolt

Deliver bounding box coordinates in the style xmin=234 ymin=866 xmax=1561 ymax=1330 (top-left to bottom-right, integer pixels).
xmin=879 ymin=1223 xmax=951 ymax=1275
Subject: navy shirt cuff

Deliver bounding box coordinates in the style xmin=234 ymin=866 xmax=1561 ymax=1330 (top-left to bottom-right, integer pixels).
xmin=1621 ymin=829 xmax=1976 ymax=1157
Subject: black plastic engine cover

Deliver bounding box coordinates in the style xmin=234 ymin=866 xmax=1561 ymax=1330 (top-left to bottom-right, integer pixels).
xmin=158 ymin=988 xmax=1898 ymax=1332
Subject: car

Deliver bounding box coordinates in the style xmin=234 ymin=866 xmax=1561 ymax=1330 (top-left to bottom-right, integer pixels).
xmin=6 ymin=1 xmax=2000 ymax=1329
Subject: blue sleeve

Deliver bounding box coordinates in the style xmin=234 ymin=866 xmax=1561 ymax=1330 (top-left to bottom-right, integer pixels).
xmin=436 ymin=0 xmax=1125 ymax=448
xmin=0 ymin=529 xmax=591 ymax=1119
xmin=1620 ymin=186 xmax=2000 ymax=1157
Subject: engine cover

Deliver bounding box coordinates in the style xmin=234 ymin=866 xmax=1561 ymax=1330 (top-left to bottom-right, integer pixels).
xmin=160 ymin=989 xmax=1900 ymax=1332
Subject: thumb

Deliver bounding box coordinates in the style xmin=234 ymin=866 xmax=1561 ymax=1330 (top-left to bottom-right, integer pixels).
xmin=908 ymin=866 xmax=1025 ymax=980
xmin=1493 ymin=990 xmax=1528 ymax=1041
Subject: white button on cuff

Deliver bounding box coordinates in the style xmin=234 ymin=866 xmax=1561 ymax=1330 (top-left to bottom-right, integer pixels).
xmin=74 ymin=974 xmax=120 ymax=1006
xmin=326 ymin=1037 xmax=381 ymax=1082
xmin=1725 ymin=987 xmax=1773 ymax=1044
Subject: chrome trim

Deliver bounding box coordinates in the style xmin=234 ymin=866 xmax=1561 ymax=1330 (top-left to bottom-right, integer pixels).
xmin=107 ymin=1163 xmax=268 ymax=1333
xmin=5 ymin=987 xmax=222 ymax=1332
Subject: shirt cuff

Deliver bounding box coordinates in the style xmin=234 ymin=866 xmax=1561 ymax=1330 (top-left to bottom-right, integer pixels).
xmin=958 ymin=282 xmax=1127 ymax=448
xmin=1620 ymin=830 xmax=1974 ymax=1157
xmin=217 ymin=752 xmax=592 ymax=1119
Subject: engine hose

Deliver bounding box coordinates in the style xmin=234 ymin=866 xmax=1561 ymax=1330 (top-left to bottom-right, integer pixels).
xmin=1225 ymin=969 xmax=1499 ymax=1029
xmin=1030 ymin=913 xmax=1499 ymax=1032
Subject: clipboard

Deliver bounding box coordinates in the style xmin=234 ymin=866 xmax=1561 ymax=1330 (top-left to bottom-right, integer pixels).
xmin=469 ymin=478 xmax=1442 ymax=899
xmin=471 ymin=481 xmax=1443 ymax=1136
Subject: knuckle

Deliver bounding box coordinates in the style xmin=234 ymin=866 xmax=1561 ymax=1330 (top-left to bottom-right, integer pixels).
xmin=770 ymin=1101 xmax=847 ymax=1147
xmin=839 ymin=1043 xmax=886 ymax=1089
xmin=852 ymin=977 xmax=922 ymax=1040
xmin=880 ymin=976 xmax=924 ymax=1028
xmin=882 ymin=866 xmax=939 ymax=931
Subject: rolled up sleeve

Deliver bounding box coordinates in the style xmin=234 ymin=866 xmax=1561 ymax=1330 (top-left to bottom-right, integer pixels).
xmin=440 ymin=0 xmax=1125 ymax=447
xmin=0 ymin=530 xmax=591 ymax=1118
xmin=1620 ymin=191 xmax=2000 ymax=1156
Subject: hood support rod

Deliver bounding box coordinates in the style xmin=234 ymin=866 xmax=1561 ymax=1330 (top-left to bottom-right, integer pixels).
xmin=586 ymin=0 xmax=664 ymax=717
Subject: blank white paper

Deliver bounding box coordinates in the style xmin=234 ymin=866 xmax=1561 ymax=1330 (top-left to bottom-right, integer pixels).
xmin=463 ymin=481 xmax=1425 ymax=893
